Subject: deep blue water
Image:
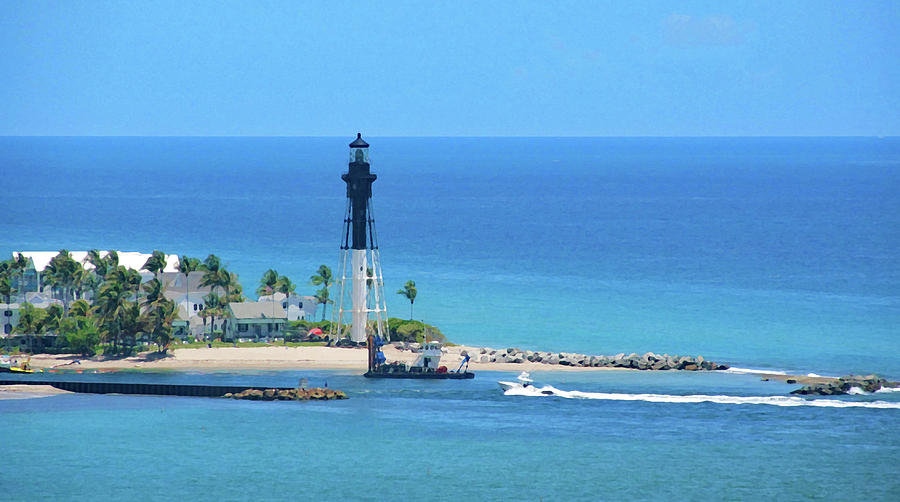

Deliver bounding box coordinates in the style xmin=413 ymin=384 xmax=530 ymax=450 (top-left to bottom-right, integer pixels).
xmin=2 ymin=136 xmax=898 ymax=376
xmin=2 ymin=136 xmax=899 ymax=500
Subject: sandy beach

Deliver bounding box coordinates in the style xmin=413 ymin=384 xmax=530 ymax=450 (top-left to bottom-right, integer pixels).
xmin=12 ymin=345 xmax=838 ymax=385
xmin=0 ymin=384 xmax=71 ymax=399
xmin=22 ymin=345 xmax=625 ymax=373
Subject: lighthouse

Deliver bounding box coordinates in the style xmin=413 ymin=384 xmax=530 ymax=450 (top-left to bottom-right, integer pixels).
xmin=332 ymin=134 xmax=388 ymax=353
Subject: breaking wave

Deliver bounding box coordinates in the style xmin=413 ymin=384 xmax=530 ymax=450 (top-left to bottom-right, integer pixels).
xmin=502 ymin=385 xmax=900 ymax=409
xmin=724 ymin=367 xmax=788 ymax=376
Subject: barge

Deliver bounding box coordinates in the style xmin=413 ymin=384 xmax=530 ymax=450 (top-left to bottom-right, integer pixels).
xmin=364 ymin=338 xmax=474 ymax=379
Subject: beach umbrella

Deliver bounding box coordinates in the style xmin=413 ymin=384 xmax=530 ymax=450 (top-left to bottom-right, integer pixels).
xmin=308 ymin=328 xmax=323 ymax=335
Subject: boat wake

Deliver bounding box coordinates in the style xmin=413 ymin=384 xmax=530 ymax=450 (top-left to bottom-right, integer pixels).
xmin=502 ymin=385 xmax=900 ymax=409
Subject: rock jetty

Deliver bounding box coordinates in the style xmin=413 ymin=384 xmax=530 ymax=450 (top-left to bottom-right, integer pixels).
xmin=399 ymin=343 xmax=728 ymax=371
xmin=225 ymin=387 xmax=347 ymax=401
xmin=790 ymin=375 xmax=898 ymax=396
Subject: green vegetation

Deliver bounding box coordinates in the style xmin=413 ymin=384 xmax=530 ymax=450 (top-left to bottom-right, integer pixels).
xmin=386 ymin=317 xmax=445 ymax=344
xmin=310 ymin=265 xmax=334 ymax=321
xmin=396 ymin=280 xmax=417 ymax=320
xmin=0 ymin=249 xmax=244 ymax=356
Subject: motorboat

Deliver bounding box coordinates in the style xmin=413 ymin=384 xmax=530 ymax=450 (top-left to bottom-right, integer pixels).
xmin=498 ymin=371 xmax=560 ymax=395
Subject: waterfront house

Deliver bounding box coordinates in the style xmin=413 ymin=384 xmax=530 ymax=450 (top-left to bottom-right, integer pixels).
xmin=257 ymin=292 xmax=317 ymax=321
xmin=1 ymin=303 xmax=19 ymax=335
xmin=9 ymin=250 xmax=183 ymax=303
xmin=224 ymin=302 xmax=287 ymax=342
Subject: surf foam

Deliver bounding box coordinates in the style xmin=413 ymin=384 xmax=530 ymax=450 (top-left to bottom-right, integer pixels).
xmin=503 ymin=385 xmax=900 ymax=409
xmin=725 ymin=367 xmax=788 ymax=376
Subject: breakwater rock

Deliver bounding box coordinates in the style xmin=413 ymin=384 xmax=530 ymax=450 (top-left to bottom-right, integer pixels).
xmin=466 ymin=348 xmax=728 ymax=371
xmin=225 ymin=387 xmax=347 ymax=401
xmin=790 ymin=375 xmax=898 ymax=396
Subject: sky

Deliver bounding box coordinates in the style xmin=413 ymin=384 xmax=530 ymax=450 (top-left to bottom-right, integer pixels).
xmin=1 ymin=1 xmax=898 ymax=136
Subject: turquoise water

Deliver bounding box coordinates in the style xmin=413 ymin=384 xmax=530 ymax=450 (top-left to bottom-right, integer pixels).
xmin=3 ymin=370 xmax=900 ymax=501
xmin=1 ymin=136 xmax=898 ymax=376
xmin=1 ymin=137 xmax=899 ymax=500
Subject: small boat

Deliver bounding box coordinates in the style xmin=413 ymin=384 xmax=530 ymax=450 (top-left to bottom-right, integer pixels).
xmin=1 ymin=357 xmax=36 ymax=374
xmin=498 ymin=372 xmax=555 ymax=395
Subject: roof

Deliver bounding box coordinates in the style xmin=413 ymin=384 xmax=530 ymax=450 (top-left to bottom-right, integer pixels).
xmin=349 ymin=133 xmax=369 ymax=148
xmin=228 ymin=302 xmax=286 ymax=320
xmin=11 ymin=251 xmax=181 ymax=274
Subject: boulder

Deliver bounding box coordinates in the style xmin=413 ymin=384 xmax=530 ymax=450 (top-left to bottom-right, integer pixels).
xmin=791 ymin=374 xmax=891 ymax=395
xmin=683 ymin=364 xmax=698 ymax=371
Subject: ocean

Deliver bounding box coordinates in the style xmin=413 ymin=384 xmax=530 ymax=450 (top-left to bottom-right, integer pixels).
xmin=1 ymin=136 xmax=899 ymax=500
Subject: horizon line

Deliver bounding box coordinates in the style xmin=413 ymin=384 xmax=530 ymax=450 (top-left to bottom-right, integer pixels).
xmin=1 ymin=134 xmax=898 ymax=139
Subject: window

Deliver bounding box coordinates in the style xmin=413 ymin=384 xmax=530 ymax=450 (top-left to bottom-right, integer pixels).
xmin=238 ymin=324 xmax=248 ymax=332
xmin=193 ymin=304 xmax=198 ymax=311
xmin=282 ymin=302 xmax=287 ymax=309
xmin=299 ymin=302 xmax=303 ymax=308
xmin=3 ymin=311 xmax=11 ymax=317
xmin=3 ymin=323 xmax=10 ymax=334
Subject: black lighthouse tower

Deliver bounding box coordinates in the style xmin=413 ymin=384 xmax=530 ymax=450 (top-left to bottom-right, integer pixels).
xmin=333 ymin=134 xmax=388 ymax=357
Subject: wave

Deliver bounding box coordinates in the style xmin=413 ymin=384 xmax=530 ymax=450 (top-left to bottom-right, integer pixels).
xmin=502 ymin=385 xmax=900 ymax=409
xmin=875 ymin=386 xmax=900 ymax=394
xmin=724 ymin=367 xmax=787 ymax=376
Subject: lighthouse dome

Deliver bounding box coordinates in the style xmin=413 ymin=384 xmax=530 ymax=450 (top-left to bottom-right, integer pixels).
xmin=349 ymin=133 xmax=369 ymax=163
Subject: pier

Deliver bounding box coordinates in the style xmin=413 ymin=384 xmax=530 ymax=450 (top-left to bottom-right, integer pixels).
xmin=0 ymin=379 xmax=293 ymax=398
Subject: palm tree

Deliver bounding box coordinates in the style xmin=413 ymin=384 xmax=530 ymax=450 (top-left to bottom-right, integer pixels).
xmin=68 ymin=299 xmax=92 ymax=318
xmin=13 ymin=302 xmax=45 ymax=353
xmin=142 ymin=250 xmax=168 ymax=283
xmin=310 ymin=265 xmax=334 ymax=320
xmin=176 ymin=256 xmax=201 ymax=319
xmin=85 ymin=249 xmax=108 ymax=300
xmin=397 ymin=280 xmax=417 ymax=320
xmin=276 ymin=275 xmax=295 ymax=305
xmin=256 ymin=269 xmax=279 ymax=297
xmin=119 ymin=301 xmax=143 ymax=353
xmin=224 ymin=271 xmax=243 ymax=303
xmin=42 ymin=304 xmax=63 ymax=336
xmin=314 ymin=287 xmax=332 ymax=321
xmin=0 ymin=275 xmax=16 ymax=305
xmin=201 ymin=292 xmax=224 ymax=341
xmin=142 ymin=279 xmax=175 ymax=352
xmin=95 ymin=268 xmax=133 ymax=353
xmin=200 ymin=254 xmax=223 ymax=294
xmin=44 ymin=250 xmax=81 ymax=314
xmin=12 ymin=252 xmax=29 ymax=301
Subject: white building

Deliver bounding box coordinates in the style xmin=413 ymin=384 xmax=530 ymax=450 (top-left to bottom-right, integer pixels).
xmin=225 ymin=302 xmax=287 ymax=342
xmin=257 ymin=292 xmax=317 ymax=321
xmin=1 ymin=297 xmax=64 ymax=335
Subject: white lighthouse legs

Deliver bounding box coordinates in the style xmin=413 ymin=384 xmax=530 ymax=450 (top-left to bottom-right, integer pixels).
xmin=350 ymin=249 xmax=367 ymax=343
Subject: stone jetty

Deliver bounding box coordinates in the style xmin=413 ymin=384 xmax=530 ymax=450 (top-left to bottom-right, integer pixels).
xmin=790 ymin=375 xmax=899 ymax=396
xmin=225 ymin=387 xmax=347 ymax=401
xmin=475 ymin=347 xmax=730 ymax=371
xmin=400 ymin=343 xmax=728 ymax=371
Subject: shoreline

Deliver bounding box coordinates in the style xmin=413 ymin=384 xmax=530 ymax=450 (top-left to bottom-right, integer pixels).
xmin=11 ymin=345 xmax=844 ymax=386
